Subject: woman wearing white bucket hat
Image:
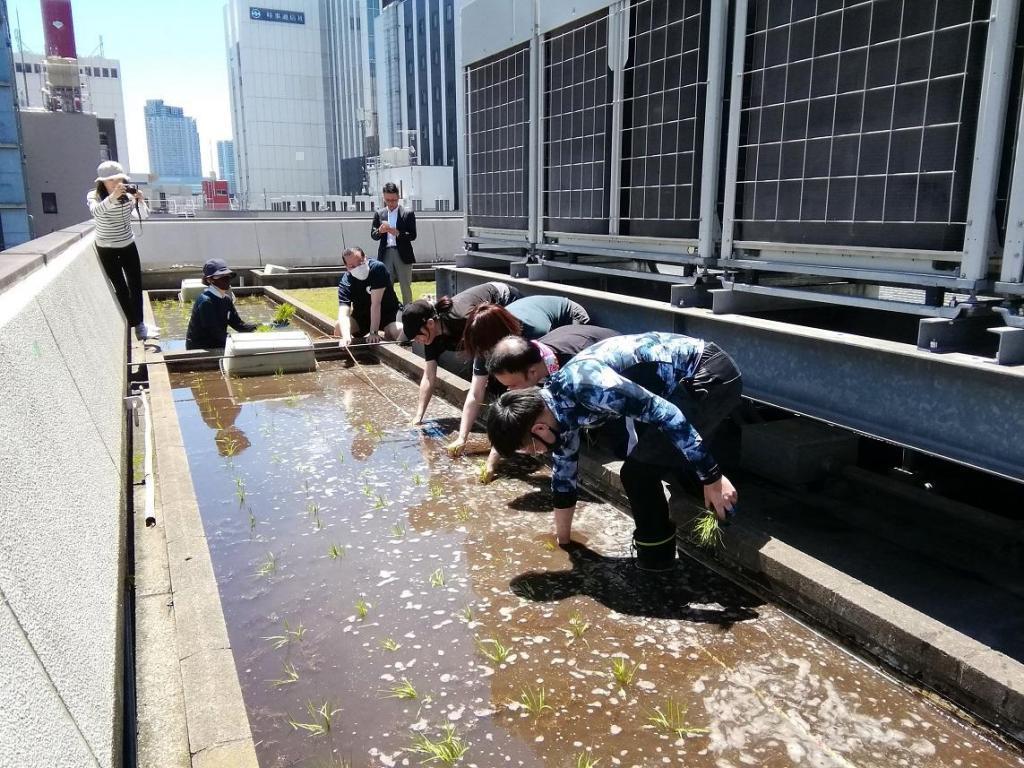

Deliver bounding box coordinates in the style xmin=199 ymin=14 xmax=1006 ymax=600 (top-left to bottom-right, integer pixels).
xmin=87 ymin=160 xmax=158 ymax=341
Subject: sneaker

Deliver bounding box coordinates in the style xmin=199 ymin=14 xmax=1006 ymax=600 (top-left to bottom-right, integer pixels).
xmin=633 ymin=530 xmax=678 ymax=572
xmin=134 ymin=323 xmax=161 ymax=341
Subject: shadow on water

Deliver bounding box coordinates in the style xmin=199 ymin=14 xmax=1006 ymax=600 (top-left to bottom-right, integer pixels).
xmin=511 ymin=542 xmax=761 ymax=625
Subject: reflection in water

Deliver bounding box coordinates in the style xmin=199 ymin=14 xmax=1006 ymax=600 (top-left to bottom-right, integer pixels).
xmin=168 ymin=361 xmax=1024 ymax=768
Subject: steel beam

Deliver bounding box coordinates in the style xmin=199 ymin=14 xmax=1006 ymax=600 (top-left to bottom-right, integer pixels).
xmin=441 ymin=265 xmax=1024 ymax=483
xmin=697 ymin=0 xmax=728 ymax=264
xmin=719 ymin=0 xmax=749 ymax=261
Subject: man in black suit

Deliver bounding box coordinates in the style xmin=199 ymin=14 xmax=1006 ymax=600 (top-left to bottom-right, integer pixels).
xmin=370 ymin=181 xmax=417 ymax=305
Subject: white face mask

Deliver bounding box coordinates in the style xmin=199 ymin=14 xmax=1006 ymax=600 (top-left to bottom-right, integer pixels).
xmin=350 ymin=263 xmax=370 ymax=281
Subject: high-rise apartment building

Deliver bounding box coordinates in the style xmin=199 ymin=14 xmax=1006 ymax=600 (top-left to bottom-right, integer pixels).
xmin=217 ymin=139 xmax=237 ymax=194
xmin=144 ymin=99 xmax=202 ymax=180
xmin=225 ymin=0 xmax=380 ymax=206
xmin=0 ymin=1 xmax=31 ymax=247
xmin=374 ymin=0 xmax=460 ymax=205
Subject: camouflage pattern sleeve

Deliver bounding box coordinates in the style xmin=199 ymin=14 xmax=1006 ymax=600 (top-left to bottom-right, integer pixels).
xmin=549 ymin=429 xmax=581 ymax=508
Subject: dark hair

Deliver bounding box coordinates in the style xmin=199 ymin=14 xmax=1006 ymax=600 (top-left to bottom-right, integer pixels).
xmin=486 ymin=389 xmax=546 ymax=456
xmin=401 ymin=296 xmax=453 ymax=340
xmin=462 ymin=303 xmax=523 ymax=359
xmin=382 ymin=182 xmax=400 ymax=195
xmin=342 ymin=246 xmax=365 ymax=265
xmin=487 ymin=335 xmax=541 ymax=375
xmin=95 ymin=181 xmax=110 ymax=201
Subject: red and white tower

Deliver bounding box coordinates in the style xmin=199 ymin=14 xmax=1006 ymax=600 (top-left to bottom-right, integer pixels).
xmin=41 ymin=0 xmax=77 ymax=59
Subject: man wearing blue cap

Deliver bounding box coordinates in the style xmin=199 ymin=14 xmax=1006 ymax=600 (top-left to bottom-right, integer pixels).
xmin=185 ymin=259 xmax=259 ymax=350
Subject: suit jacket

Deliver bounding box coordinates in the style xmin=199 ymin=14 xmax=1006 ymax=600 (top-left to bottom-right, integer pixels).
xmin=371 ymin=206 xmax=417 ymax=264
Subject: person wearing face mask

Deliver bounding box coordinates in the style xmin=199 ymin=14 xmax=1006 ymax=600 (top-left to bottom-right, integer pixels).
xmin=185 ymin=259 xmax=259 ymax=349
xmin=335 ymin=246 xmax=402 ymax=347
xmin=486 ymin=332 xmax=742 ymax=571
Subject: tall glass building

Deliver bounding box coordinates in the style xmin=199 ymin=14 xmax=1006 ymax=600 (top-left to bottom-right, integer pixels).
xmin=0 ymin=0 xmax=31 ymax=248
xmin=144 ymin=99 xmax=202 ymax=180
xmin=217 ymin=139 xmax=237 ymax=194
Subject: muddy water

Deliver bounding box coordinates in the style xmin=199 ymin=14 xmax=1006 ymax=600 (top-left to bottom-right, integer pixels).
xmin=170 ymin=360 xmax=1023 ymax=768
xmin=151 ymin=296 xmax=327 ymax=352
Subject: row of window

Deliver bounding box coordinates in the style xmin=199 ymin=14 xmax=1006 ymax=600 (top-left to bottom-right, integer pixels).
xmin=13 ymin=62 xmax=118 ymax=78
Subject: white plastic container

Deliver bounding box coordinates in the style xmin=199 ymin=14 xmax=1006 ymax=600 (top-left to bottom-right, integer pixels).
xmin=221 ymin=331 xmax=317 ymax=377
xmin=263 ymin=263 xmax=289 ymax=274
xmin=179 ymin=278 xmax=206 ymax=302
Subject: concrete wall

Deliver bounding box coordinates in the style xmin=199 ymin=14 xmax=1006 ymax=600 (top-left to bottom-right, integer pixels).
xmin=131 ymin=215 xmax=465 ymax=271
xmin=0 ymin=229 xmax=126 ymax=767
xmin=22 ymin=110 xmax=102 ymax=237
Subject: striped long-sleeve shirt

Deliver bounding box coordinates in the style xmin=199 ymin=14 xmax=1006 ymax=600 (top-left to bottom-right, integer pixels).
xmin=87 ymin=190 xmax=149 ymax=248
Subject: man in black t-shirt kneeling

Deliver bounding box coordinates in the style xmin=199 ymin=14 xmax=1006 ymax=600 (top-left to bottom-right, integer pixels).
xmin=335 ymin=246 xmax=402 ymax=347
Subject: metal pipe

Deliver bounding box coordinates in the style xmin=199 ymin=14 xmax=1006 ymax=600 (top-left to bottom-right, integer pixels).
xmin=607 ymin=0 xmax=629 ymax=236
xmin=697 ymin=0 xmax=730 ymax=264
xmin=126 ymin=339 xmax=408 ymax=368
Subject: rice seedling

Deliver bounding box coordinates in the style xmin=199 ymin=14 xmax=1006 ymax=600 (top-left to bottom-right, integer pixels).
xmin=374 ymin=494 xmax=388 ymax=510
xmin=248 ymin=509 xmax=257 ymax=534
xmin=234 ymin=478 xmax=245 ymax=503
xmin=476 ymin=637 xmax=511 ymax=663
xmin=336 ymin=451 xmax=345 ymax=465
xmin=407 ymin=723 xmax=468 ymax=765
xmin=542 ymin=538 xmax=557 ymax=551
xmin=355 ymin=599 xmax=370 ymax=619
xmin=382 ymin=677 xmax=419 ymax=700
xmin=690 ymin=509 xmax=723 ymax=549
xmin=517 ymin=686 xmax=552 ymax=716
xmin=390 ymin=522 xmax=406 ymax=538
xmin=327 ymin=543 xmax=345 ymax=560
xmin=459 ymin=606 xmax=474 ymax=623
xmin=517 ymin=580 xmax=537 ymax=600
xmin=362 ymin=483 xmax=374 ymax=497
xmin=256 ymin=551 xmax=277 ymax=578
xmin=287 ymin=699 xmax=340 ymax=737
xmin=273 ymin=366 xmax=285 ymax=378
xmin=412 ymin=473 xmax=423 ymax=486
xmin=270 ymin=662 xmax=300 ymax=688
xmin=565 ymin=610 xmax=590 ymax=642
xmin=380 ymin=637 xmax=401 ymax=651
xmin=647 ymin=698 xmax=709 ymax=739
xmin=573 ymin=753 xmax=600 ymax=768
xmin=429 ymin=482 xmax=444 ymax=500
xmin=610 ymin=658 xmax=638 ymax=688
xmin=220 ymin=436 xmax=240 ymax=457
xmin=262 ymin=620 xmax=306 ymax=649
xmin=428 ymin=567 xmax=446 ymax=588
xmin=454 ymin=506 xmax=470 ymax=522
xmin=273 ymin=301 xmax=297 ymax=325
xmin=284 ymin=393 xmax=300 ymax=407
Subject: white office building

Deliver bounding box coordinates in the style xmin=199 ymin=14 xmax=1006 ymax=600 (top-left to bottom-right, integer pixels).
xmin=14 ymin=53 xmax=130 ymax=169
xmin=225 ymin=0 xmax=381 ymax=207
xmin=374 ymin=0 xmax=461 ymax=206
xmin=217 ymin=139 xmax=238 ymax=193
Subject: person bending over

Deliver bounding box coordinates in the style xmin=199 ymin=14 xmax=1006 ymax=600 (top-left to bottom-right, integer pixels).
xmin=486 ymin=332 xmax=742 ymax=571
xmin=185 ymin=259 xmax=258 ymax=350
xmin=402 ymin=281 xmax=521 ymax=425
xmin=335 ymin=246 xmax=403 ymax=347
xmin=447 ymin=295 xmax=593 ymax=457
xmin=478 ymin=325 xmax=620 ymax=481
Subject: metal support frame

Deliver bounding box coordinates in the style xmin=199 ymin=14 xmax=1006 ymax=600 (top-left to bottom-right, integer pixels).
xmin=1001 ymin=22 xmax=1024 ymax=294
xmin=696 ymin=0 xmax=729 ymax=263
xmin=718 ymin=0 xmax=748 ymax=262
xmin=606 ymin=0 xmax=629 ymax=236
xmin=443 ymin=265 xmax=1024 ymax=483
xmin=527 ymin=8 xmax=541 ymax=248
xmin=961 ymin=0 xmax=1021 ymax=282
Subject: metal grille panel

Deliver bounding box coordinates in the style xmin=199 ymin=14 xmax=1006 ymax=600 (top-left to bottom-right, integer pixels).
xmin=466 ymin=44 xmax=530 ymax=230
xmin=620 ymin=0 xmax=709 ymax=238
xmin=543 ymin=12 xmax=612 ymax=234
xmin=734 ymin=0 xmax=991 ymax=251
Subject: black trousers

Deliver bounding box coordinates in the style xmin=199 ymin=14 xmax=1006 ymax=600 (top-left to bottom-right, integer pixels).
xmin=618 ymin=343 xmax=743 ymax=542
xmin=96 ymin=241 xmax=144 ymax=327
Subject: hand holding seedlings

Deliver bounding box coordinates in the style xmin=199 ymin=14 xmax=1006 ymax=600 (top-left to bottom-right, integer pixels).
xmin=703 ymin=475 xmax=738 ymax=521
xmin=446 ymin=435 xmax=466 ymax=457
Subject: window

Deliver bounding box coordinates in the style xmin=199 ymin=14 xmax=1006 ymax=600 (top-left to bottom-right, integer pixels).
xmin=33 ymin=64 xmax=41 ymax=73
xmin=85 ymin=66 xmax=92 ymax=75
xmin=41 ymin=193 xmax=58 ymax=214
xmin=432 ymin=11 xmax=438 ymax=28
xmin=446 ymin=3 xmax=453 ymax=21
xmin=111 ymin=68 xmax=118 ymax=78
xmin=14 ymin=63 xmax=21 ymax=72
xmin=102 ymin=68 xmax=110 ymax=77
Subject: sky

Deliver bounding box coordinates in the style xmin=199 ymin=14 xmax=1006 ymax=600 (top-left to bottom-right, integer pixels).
xmin=10 ymin=0 xmax=233 ymax=176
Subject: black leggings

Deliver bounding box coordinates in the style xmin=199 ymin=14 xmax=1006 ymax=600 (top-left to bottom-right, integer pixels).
xmin=96 ymin=242 xmax=143 ymax=327
xmin=618 ymin=343 xmax=743 ymax=541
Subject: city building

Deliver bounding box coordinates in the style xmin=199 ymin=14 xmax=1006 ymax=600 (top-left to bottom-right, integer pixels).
xmin=216 ymin=139 xmax=237 ymax=194
xmin=224 ymin=0 xmax=381 ymax=207
xmin=0 ymin=0 xmax=31 ymax=247
xmin=367 ymin=147 xmax=453 ymax=211
xmin=144 ymin=99 xmax=202 ymax=180
xmin=374 ymin=0 xmax=460 ymax=206
xmin=16 ymin=54 xmax=129 ymax=166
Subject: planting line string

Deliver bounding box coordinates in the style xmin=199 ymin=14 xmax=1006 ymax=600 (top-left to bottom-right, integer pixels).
xmin=343 ymin=344 xmax=414 ymax=422
xmin=127 ymin=339 xmax=407 ymax=368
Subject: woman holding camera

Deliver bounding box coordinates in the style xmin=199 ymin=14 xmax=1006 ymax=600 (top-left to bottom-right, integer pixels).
xmin=87 ymin=160 xmax=158 ymax=340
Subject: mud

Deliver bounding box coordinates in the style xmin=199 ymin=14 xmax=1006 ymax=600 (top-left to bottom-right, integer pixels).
xmin=169 ymin=360 xmax=1024 ymax=768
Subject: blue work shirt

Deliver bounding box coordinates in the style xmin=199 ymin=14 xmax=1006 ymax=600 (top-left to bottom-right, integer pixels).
xmin=539 ymin=332 xmax=720 ymax=507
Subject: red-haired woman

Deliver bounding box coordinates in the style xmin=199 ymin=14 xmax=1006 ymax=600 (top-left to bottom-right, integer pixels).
xmin=448 ymin=294 xmax=590 ymax=456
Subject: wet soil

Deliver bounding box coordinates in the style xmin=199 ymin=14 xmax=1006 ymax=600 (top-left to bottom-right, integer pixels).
xmin=169 ymin=360 xmax=1024 ymax=768
xmin=152 ymin=296 xmax=327 ymax=352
